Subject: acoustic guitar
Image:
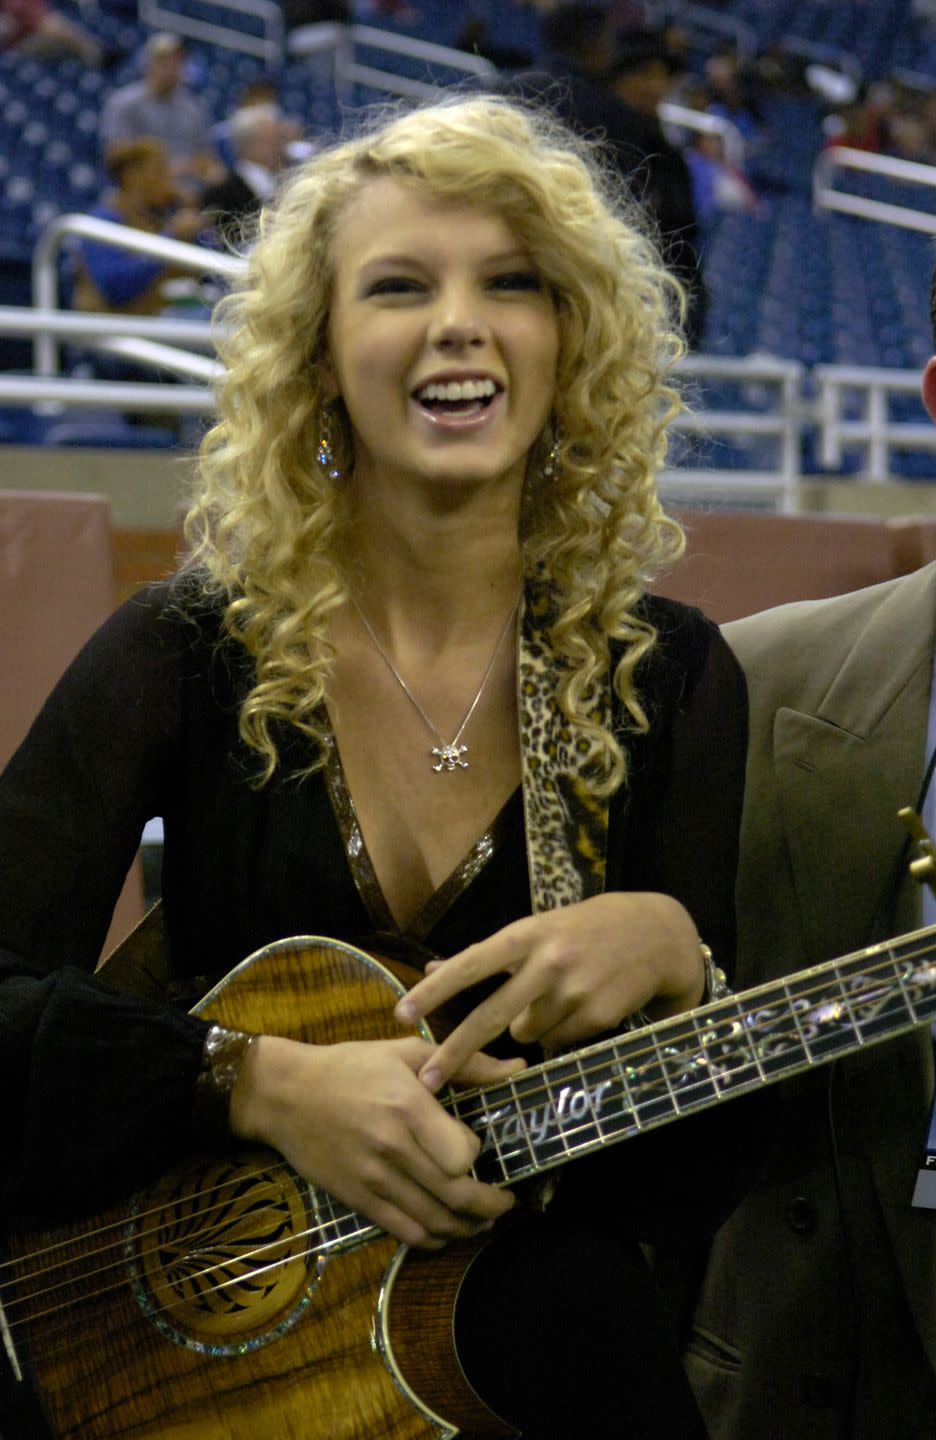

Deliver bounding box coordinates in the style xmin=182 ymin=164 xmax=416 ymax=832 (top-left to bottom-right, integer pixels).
xmin=4 ymin=924 xmax=936 ymax=1439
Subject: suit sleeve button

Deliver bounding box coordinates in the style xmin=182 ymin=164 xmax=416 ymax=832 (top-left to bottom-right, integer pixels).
xmin=785 ymin=1195 xmax=817 ymax=1234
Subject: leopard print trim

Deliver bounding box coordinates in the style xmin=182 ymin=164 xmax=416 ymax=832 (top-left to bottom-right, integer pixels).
xmin=519 ymin=583 xmax=610 ymax=914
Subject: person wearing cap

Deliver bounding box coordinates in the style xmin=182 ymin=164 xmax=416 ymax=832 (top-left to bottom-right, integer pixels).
xmin=99 ymin=33 xmax=221 ymax=187
xmin=505 ymin=11 xmax=708 ymax=347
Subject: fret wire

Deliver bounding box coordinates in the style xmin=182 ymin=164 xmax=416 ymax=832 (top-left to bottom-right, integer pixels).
xmin=609 ymin=1036 xmax=643 ymax=1132
xmin=649 ymin=1033 xmax=684 ymax=1116
xmin=894 ymin=939 xmax=924 ymax=1027
xmin=507 ymin=1073 xmax=539 ymax=1180
xmin=833 ymin=954 xmax=869 ymax=1042
xmin=457 ymin=1085 xmax=510 ymax=1188
xmin=782 ymin=979 xmax=815 ymax=1063
xmin=575 ymin=1054 xmax=605 ymax=1147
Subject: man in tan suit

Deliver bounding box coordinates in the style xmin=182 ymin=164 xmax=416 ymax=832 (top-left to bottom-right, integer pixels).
xmin=684 ymin=361 xmax=936 ymax=1435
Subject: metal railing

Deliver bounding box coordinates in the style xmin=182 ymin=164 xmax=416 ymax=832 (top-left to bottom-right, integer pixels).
xmin=138 ymin=0 xmax=283 ymax=63
xmin=659 ymin=102 xmax=745 ymax=170
xmin=813 ymin=146 xmax=936 ymax=235
xmin=665 ymin=354 xmax=805 ymax=512
xmin=31 ymin=215 xmax=243 ymax=378
xmin=644 ymin=0 xmax=757 ymax=59
xmin=814 ymin=365 xmax=936 ymax=482
xmin=289 ymin=23 xmax=497 ymax=104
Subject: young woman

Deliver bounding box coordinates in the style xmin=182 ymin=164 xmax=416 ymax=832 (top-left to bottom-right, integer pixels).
xmin=0 ymin=95 xmax=746 ymax=1437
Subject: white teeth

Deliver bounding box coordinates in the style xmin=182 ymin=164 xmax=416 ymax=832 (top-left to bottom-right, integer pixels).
xmin=416 ymin=378 xmax=498 ymax=403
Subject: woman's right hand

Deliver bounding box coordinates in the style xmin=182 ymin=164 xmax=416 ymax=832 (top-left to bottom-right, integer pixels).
xmin=229 ymin=1035 xmax=518 ymax=1249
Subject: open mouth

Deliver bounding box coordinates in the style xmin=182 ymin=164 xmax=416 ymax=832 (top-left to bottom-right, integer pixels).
xmin=411 ymin=377 xmax=502 ymax=418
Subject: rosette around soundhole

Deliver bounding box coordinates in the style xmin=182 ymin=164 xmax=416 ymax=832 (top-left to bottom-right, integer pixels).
xmin=127 ymin=1148 xmax=323 ymax=1355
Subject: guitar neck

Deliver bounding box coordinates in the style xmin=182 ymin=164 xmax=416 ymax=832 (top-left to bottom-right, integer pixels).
xmin=455 ymin=924 xmax=936 ymax=1187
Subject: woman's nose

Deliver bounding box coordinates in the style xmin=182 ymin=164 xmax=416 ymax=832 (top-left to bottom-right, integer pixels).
xmin=428 ymin=287 xmax=487 ymax=348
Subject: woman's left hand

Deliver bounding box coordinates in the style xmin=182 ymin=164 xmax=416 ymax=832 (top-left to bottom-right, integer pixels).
xmin=395 ymin=892 xmax=706 ymax=1093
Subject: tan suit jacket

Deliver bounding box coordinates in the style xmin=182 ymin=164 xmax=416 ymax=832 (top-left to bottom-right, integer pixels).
xmin=686 ymin=564 xmax=936 ymax=1440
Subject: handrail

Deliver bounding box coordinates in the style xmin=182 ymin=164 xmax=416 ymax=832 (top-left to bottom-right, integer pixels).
xmin=4 ymin=309 xmax=935 ymax=501
xmin=781 ymin=35 xmax=863 ymax=84
xmin=1 ymin=306 xmax=219 ymax=348
xmin=652 ymin=1 xmax=757 ymax=59
xmin=92 ymin=338 xmax=223 ymax=381
xmin=813 ymin=365 xmax=935 ymax=483
xmin=659 ymin=102 xmax=745 ymax=169
xmin=668 ymin=353 xmax=804 ymax=513
xmin=813 ymin=145 xmax=936 ymax=235
xmin=0 ymin=375 xmax=214 ymax=411
xmin=31 ymin=215 xmax=244 ymax=378
xmin=138 ymin=0 xmax=283 ymax=63
xmin=288 ymin=23 xmax=497 ymax=104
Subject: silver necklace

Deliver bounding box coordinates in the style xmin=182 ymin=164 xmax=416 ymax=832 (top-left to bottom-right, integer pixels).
xmin=352 ymin=589 xmax=521 ymax=773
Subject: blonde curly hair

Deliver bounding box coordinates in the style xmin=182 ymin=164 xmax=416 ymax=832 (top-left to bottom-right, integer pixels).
xmin=186 ymin=92 xmax=686 ymax=792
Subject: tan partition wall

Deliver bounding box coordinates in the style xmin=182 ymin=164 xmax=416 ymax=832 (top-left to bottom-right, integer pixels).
xmin=659 ymin=509 xmax=922 ymax=622
xmin=0 ymin=490 xmax=144 ymax=952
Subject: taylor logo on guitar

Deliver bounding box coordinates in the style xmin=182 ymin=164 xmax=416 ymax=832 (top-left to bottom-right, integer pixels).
xmin=3 ymin=924 xmax=936 ymax=1439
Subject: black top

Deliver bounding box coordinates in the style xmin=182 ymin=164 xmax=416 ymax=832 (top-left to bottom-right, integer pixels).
xmin=0 ymin=578 xmax=746 ymax=1219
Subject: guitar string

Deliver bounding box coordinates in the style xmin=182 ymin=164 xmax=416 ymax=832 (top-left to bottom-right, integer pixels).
xmin=4 ymin=938 xmax=934 ymax=1304
xmin=3 ymin=939 xmax=935 ymax=1328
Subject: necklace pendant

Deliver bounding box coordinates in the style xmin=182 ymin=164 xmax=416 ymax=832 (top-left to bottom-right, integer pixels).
xmin=432 ymin=743 xmax=469 ymax=773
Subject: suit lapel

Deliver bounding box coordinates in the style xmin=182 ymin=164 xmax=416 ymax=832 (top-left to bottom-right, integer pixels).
xmin=773 ymin=564 xmax=936 ymax=1371
xmin=775 ymin=566 xmax=936 ymax=963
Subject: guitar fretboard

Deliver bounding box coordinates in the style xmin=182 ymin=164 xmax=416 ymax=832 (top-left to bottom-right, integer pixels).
xmin=302 ymin=925 xmax=936 ymax=1248
xmin=458 ymin=925 xmax=936 ymax=1186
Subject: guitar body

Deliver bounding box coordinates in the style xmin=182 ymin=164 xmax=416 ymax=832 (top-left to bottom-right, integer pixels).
xmin=5 ymin=938 xmax=517 ymax=1440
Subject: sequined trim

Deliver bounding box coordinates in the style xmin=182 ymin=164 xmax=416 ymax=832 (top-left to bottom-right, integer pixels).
xmin=322 ymin=732 xmax=395 ymax=933
xmin=322 ymin=722 xmax=514 ymax=942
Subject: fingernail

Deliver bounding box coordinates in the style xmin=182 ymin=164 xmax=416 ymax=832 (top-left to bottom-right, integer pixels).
xmin=420 ymin=1066 xmax=441 ymax=1093
xmin=395 ymin=998 xmax=417 ymax=1022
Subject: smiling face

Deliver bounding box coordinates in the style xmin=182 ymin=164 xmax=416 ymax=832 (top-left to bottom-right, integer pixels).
xmin=323 ymin=177 xmax=560 ymax=504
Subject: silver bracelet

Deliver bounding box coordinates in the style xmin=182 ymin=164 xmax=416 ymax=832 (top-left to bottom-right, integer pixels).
xmin=192 ymin=1023 xmax=255 ymax=1144
xmin=699 ymin=941 xmax=731 ymax=1004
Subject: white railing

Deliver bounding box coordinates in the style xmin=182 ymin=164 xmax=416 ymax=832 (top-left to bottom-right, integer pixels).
xmin=645 ymin=0 xmax=757 ymax=58
xmin=288 ymin=23 xmax=496 ymax=104
xmin=659 ymin=102 xmax=745 ymax=170
xmin=4 ymin=299 xmax=935 ymax=500
xmin=31 ymin=215 xmax=243 ymax=378
xmin=666 ymin=354 xmax=804 ymax=512
xmin=813 ymin=145 xmax=936 ymax=234
xmin=814 ymin=365 xmax=935 ymax=482
xmin=782 ymin=35 xmax=863 ymax=84
xmin=138 ymin=0 xmax=283 ymax=63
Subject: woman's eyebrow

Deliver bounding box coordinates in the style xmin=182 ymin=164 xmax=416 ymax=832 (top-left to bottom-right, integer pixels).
xmin=357 ymin=248 xmax=533 ymax=274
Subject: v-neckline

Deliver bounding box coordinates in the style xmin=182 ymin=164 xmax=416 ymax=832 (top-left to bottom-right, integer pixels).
xmin=322 ymin=720 xmax=520 ymax=944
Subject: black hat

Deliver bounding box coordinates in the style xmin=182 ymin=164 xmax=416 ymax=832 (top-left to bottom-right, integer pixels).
xmin=610 ymin=27 xmax=686 ymax=78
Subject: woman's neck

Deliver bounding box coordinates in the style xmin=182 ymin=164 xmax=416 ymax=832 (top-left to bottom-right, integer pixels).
xmin=347 ymin=477 xmax=524 ymax=645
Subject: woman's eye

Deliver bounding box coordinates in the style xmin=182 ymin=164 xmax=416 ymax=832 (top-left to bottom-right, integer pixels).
xmin=489 ymin=271 xmax=543 ymax=293
xmin=366 ymin=277 xmax=424 ymax=296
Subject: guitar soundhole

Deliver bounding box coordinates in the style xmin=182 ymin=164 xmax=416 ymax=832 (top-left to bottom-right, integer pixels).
xmin=126 ymin=1147 xmax=323 ymax=1356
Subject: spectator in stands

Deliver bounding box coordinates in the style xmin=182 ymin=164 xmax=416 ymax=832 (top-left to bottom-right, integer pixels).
xmin=607 ymin=28 xmax=708 ymax=347
xmin=73 ymin=138 xmax=208 ymax=315
xmin=203 ymin=103 xmax=289 ymax=243
xmin=99 ymin=32 xmax=222 ymax=189
xmin=0 ymin=0 xmax=104 ymax=63
xmin=506 ymin=11 xmax=708 ymax=346
xmin=682 ymin=278 xmax=936 ymax=1439
xmin=704 ymin=50 xmax=767 ymax=144
xmin=684 ymin=130 xmax=761 ymax=237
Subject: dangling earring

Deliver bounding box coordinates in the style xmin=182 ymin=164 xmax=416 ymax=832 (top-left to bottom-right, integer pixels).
xmin=541 ymin=427 xmax=562 ymax=482
xmin=316 ymin=401 xmax=342 ymax=481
